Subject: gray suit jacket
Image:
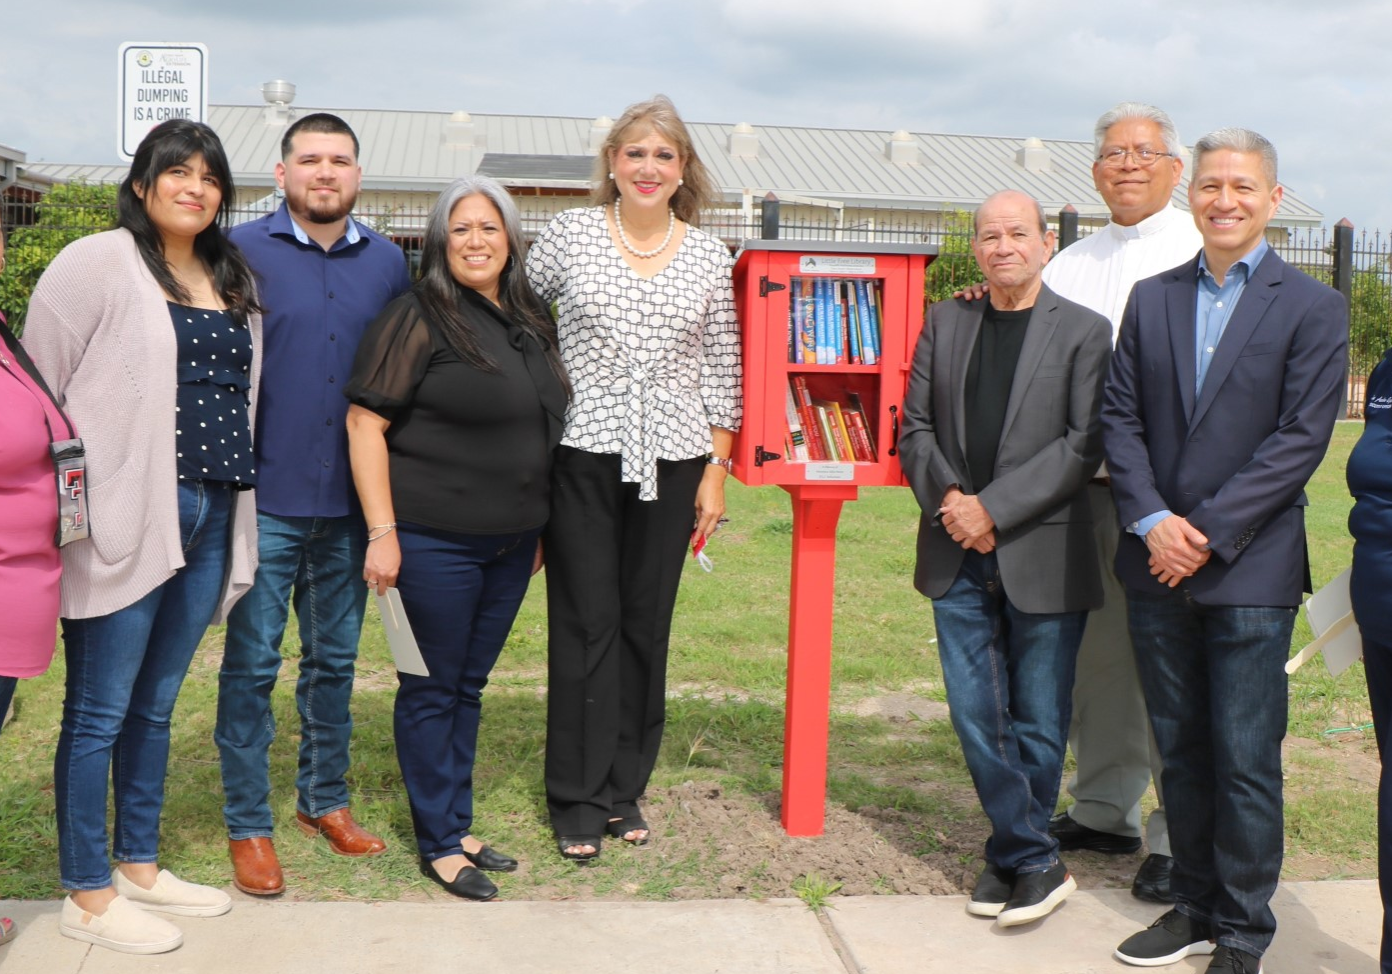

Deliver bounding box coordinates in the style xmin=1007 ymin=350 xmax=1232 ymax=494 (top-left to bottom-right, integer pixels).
xmin=898 ymin=285 xmax=1112 ymax=613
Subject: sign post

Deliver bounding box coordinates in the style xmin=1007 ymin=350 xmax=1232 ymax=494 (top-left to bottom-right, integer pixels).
xmin=117 ymin=42 xmax=209 ymax=161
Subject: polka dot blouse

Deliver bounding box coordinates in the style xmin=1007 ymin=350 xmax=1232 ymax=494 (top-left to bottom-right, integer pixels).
xmin=526 ymin=206 xmax=742 ymax=501
xmin=169 ymin=303 xmax=256 ymax=486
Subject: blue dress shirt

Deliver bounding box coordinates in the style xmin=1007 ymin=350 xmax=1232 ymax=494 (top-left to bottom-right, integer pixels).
xmin=1132 ymin=240 xmax=1269 ymax=539
xmin=229 ymin=203 xmax=410 ymax=518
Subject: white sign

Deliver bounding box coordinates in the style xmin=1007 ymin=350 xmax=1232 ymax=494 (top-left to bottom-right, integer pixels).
xmin=804 ymin=462 xmax=856 ymax=481
xmin=799 ymin=256 xmax=877 ymax=275
xmin=118 ymin=42 xmax=209 ymax=161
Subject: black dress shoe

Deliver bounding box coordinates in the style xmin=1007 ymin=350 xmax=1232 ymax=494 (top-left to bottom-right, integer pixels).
xmin=1048 ymin=812 xmax=1142 ymax=854
xmin=1131 ymin=852 xmax=1175 ymax=903
xmin=419 ymin=856 xmax=498 ymax=901
xmin=463 ymin=845 xmax=518 ymax=872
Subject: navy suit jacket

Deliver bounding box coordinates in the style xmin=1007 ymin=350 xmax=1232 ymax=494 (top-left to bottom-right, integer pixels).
xmin=1100 ymin=248 xmax=1348 ymax=606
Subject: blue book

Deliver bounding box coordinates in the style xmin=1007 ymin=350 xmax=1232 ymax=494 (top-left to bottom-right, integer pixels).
xmin=846 ymin=280 xmax=862 ymax=364
xmin=814 ymin=278 xmax=831 ymax=364
xmin=855 ymin=279 xmax=877 ymax=366
xmin=867 ymin=280 xmax=883 ymax=363
xmin=789 ymin=276 xmax=803 ymax=363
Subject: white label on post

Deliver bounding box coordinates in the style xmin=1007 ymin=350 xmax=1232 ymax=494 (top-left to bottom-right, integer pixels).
xmin=798 ymin=256 xmax=876 ymax=275
xmin=804 ymin=462 xmax=856 ymax=481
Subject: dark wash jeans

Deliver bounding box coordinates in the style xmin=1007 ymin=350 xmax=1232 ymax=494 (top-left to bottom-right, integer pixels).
xmin=56 ymin=480 xmax=232 ymax=889
xmin=393 ymin=522 xmax=541 ymax=860
xmin=1126 ymin=586 xmax=1296 ymax=958
xmin=1363 ymin=635 xmax=1392 ymax=974
xmin=931 ymin=549 xmax=1084 ymax=874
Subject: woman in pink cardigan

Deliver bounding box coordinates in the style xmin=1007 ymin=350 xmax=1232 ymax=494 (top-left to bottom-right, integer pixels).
xmin=23 ymin=120 xmax=262 ymax=956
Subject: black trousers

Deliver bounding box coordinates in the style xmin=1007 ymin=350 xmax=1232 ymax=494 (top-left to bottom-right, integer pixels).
xmin=543 ymin=446 xmax=704 ymax=836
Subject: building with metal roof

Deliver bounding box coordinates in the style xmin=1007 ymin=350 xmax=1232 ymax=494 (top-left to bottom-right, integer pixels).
xmin=12 ymin=84 xmax=1324 ymax=243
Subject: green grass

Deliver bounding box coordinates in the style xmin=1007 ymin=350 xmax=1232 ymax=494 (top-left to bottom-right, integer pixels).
xmin=0 ymin=422 xmax=1378 ymax=899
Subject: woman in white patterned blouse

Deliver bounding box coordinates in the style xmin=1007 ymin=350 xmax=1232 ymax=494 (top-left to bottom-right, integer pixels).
xmin=526 ymin=94 xmax=742 ymax=862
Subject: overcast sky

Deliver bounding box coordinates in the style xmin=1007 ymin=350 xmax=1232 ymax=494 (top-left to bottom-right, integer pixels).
xmin=3 ymin=0 xmax=1387 ymax=230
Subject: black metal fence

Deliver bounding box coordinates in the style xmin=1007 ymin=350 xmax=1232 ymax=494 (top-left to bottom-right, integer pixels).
xmin=5 ymin=189 xmax=1389 ymax=416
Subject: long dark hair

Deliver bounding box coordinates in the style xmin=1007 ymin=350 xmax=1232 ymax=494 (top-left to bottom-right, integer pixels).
xmin=416 ymin=176 xmax=568 ymax=394
xmin=117 ymin=119 xmax=261 ymax=318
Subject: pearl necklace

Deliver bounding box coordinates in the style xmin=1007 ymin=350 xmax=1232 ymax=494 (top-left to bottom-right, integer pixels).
xmin=614 ymin=197 xmax=674 ymax=258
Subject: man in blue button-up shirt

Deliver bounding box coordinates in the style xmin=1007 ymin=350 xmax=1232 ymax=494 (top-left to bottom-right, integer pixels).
xmin=217 ymin=113 xmax=411 ymax=896
xmin=1102 ymin=129 xmax=1346 ymax=974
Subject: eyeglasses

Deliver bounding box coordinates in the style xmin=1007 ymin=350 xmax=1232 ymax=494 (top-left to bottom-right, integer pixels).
xmin=1097 ymin=147 xmax=1175 ymax=168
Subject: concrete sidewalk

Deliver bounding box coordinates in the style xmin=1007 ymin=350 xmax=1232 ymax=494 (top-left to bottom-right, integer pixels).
xmin=0 ymin=881 xmax=1380 ymax=973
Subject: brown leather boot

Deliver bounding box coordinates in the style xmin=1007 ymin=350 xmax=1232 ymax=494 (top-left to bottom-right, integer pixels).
xmin=295 ymin=809 xmax=387 ymax=857
xmin=229 ymin=837 xmax=285 ymax=896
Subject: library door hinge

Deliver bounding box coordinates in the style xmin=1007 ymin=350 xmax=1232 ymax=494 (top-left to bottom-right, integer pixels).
xmin=759 ymin=277 xmax=787 ymax=297
xmin=754 ymin=445 xmax=782 ymax=466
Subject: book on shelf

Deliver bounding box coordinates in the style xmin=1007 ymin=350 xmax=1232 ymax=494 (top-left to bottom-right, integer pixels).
xmin=790 ymin=375 xmax=828 ymax=460
xmin=783 ymin=381 xmax=811 ymax=462
xmin=786 ymin=277 xmax=886 ymax=365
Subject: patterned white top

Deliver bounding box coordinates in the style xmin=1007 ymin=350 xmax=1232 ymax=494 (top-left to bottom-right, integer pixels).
xmin=527 ymin=206 xmax=742 ymax=500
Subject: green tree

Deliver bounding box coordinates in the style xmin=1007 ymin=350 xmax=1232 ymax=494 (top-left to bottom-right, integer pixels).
xmin=923 ymin=209 xmax=984 ymax=304
xmin=0 ymin=182 xmax=118 ymax=333
xmin=1349 ymin=267 xmax=1392 ymax=379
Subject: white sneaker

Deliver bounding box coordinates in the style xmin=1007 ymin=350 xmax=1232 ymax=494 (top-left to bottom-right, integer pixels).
xmin=60 ymin=895 xmax=183 ymax=954
xmin=113 ymin=868 xmax=233 ymax=917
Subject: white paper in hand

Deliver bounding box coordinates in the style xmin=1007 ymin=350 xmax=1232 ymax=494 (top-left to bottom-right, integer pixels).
xmin=375 ymin=588 xmax=430 ymax=676
xmin=1287 ymin=568 xmax=1363 ymax=677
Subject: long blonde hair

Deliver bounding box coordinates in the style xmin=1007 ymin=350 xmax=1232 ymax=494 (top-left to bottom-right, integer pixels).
xmin=591 ymin=94 xmax=714 ymax=227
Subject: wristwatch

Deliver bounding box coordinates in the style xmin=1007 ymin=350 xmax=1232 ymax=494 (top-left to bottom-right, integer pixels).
xmin=706 ymin=455 xmax=733 ymax=472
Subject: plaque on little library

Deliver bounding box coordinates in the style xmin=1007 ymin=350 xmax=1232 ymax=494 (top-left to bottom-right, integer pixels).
xmin=798 ymin=256 xmax=876 ymax=275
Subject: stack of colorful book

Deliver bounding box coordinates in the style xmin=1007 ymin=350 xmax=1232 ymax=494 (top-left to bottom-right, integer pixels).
xmin=784 ymin=377 xmax=878 ymax=463
xmin=787 ymin=276 xmax=884 ymax=365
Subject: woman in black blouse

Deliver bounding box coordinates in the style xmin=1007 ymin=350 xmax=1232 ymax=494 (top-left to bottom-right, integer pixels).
xmin=345 ymin=175 xmax=567 ymax=901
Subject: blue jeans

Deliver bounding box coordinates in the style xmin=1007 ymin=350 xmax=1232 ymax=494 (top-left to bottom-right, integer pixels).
xmin=394 ymin=522 xmax=540 ymax=860
xmin=1126 ymin=588 xmax=1295 ymax=958
xmin=931 ymin=550 xmax=1084 ymax=874
xmin=55 ymin=480 xmax=232 ymax=890
xmin=215 ymin=512 xmax=367 ymax=837
xmin=1362 ymin=635 xmax=1392 ymax=974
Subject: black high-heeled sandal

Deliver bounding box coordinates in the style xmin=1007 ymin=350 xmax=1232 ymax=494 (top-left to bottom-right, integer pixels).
xmin=605 ymin=814 xmax=650 ymax=846
xmin=419 ymin=856 xmax=498 ymax=901
xmin=555 ymin=834 xmax=602 ymax=862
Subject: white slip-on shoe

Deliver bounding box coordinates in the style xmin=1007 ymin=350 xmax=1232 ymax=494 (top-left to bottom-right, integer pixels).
xmin=113 ymin=868 xmax=233 ymax=917
xmin=59 ymin=895 xmax=183 ymax=954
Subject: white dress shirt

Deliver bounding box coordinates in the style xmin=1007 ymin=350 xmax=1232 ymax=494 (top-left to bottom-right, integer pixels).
xmin=1042 ymin=203 xmax=1203 ymax=342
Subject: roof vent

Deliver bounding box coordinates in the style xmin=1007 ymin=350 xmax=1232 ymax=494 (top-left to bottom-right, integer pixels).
xmin=886 ymin=130 xmax=918 ymax=165
xmin=1016 ymin=137 xmax=1050 ymax=172
xmin=588 ymin=115 xmax=613 ymax=154
xmin=728 ymin=122 xmax=759 ymax=159
xmin=261 ymin=80 xmax=295 ymax=126
xmin=443 ymin=111 xmax=476 ymax=148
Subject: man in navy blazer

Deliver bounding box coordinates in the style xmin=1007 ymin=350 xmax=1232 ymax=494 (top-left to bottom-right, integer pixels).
xmin=1103 ymin=129 xmax=1347 ymax=974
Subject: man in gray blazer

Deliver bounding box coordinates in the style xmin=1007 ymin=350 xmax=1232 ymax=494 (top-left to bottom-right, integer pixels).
xmin=900 ymin=190 xmax=1112 ymax=928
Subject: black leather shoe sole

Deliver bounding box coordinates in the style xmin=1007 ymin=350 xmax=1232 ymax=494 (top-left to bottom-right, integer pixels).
xmin=1048 ymin=812 xmax=1142 ymax=854
xmin=463 ymin=845 xmax=519 ymax=872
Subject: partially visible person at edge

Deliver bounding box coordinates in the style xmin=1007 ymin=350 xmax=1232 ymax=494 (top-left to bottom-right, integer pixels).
xmin=346 ymin=175 xmax=569 ymax=901
xmin=1105 ymin=128 xmax=1347 ymax=974
xmin=1348 ymin=352 xmax=1392 ymax=974
xmin=2 ymin=217 xmax=77 ymax=952
xmin=216 ymin=113 xmax=410 ymax=897
xmin=1041 ymin=103 xmax=1203 ymax=905
xmin=526 ymin=94 xmax=742 ymax=862
xmin=22 ymin=119 xmax=263 ymax=955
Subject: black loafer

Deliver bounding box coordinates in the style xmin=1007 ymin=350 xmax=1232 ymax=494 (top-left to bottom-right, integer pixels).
xmin=419 ymin=856 xmax=498 ymax=901
xmin=1131 ymin=853 xmax=1175 ymax=903
xmin=1048 ymin=812 xmax=1142 ymax=854
xmin=463 ymin=845 xmax=518 ymax=872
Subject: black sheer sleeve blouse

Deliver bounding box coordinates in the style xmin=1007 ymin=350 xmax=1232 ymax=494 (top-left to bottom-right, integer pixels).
xmin=346 ymin=288 xmax=566 ymax=535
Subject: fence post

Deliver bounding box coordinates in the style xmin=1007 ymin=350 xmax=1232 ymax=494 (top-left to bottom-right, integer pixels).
xmin=761 ymin=192 xmax=780 ymax=240
xmin=1057 ymin=204 xmax=1078 ymax=251
xmin=1332 ymin=218 xmax=1354 ymax=417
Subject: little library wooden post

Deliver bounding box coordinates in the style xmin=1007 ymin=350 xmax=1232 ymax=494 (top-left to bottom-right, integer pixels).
xmin=731 ymin=240 xmax=936 ymax=836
